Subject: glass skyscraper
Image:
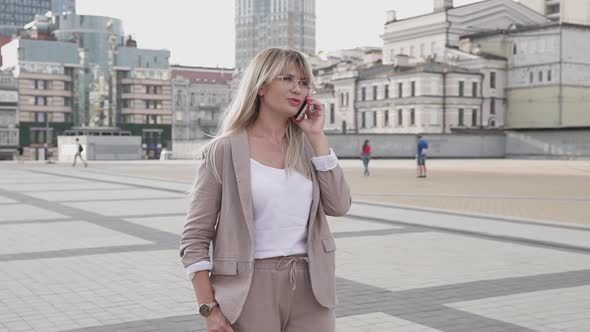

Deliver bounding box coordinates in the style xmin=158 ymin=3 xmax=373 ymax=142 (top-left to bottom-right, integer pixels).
xmin=51 ymin=0 xmax=75 ymax=15
xmin=235 ymin=0 xmax=316 ymax=69
xmin=0 ymin=0 xmax=52 ymax=36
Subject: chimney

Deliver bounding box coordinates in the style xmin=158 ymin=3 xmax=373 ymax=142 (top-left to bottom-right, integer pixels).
xmin=386 ymin=10 xmax=397 ymax=23
xmin=434 ymin=0 xmax=453 ymax=12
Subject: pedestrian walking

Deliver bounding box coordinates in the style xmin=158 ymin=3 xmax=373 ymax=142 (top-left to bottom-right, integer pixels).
xmin=16 ymin=145 xmax=24 ymax=165
xmin=72 ymin=138 xmax=87 ymax=167
xmin=360 ymin=139 xmax=371 ymax=176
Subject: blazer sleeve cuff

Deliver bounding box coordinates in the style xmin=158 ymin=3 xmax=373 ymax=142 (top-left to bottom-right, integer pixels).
xmin=185 ymin=260 xmax=213 ymax=280
xmin=311 ymin=148 xmax=338 ymax=171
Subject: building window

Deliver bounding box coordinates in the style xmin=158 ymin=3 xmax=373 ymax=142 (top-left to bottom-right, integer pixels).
xmin=190 ymin=93 xmax=195 ymax=106
xmin=458 ymin=108 xmax=464 ymax=126
xmin=384 ymin=110 xmax=389 ymax=126
xmin=346 ymin=92 xmax=349 ymax=106
xmin=384 ymin=84 xmax=389 ymax=99
xmin=34 ymin=80 xmax=47 ymax=89
xmin=490 ymin=119 xmax=496 ymax=127
xmin=420 ymin=43 xmax=425 ymax=57
xmin=410 ymin=109 xmax=415 ymax=126
xmin=459 ymin=81 xmax=464 ymax=97
xmin=35 ymin=112 xmax=46 ymax=123
xmin=35 ymin=96 xmax=47 ymax=105
xmin=146 ymin=115 xmax=159 ymax=124
xmin=490 ymin=97 xmax=496 ymax=115
xmin=397 ymin=109 xmax=403 ymax=126
xmin=340 ymin=93 xmax=344 ymax=106
xmin=530 ymin=72 xmax=534 ymax=83
xmin=373 ymin=86 xmax=377 ymax=100
xmin=539 ymin=71 xmax=543 ymax=82
xmin=361 ymin=87 xmax=366 ymax=101
xmin=398 ymin=83 xmax=403 ymax=98
xmin=548 ymin=70 xmax=552 ymax=82
xmin=547 ymin=4 xmax=560 ymax=14
xmin=64 ymin=97 xmax=72 ymax=107
xmin=490 ymin=71 xmax=496 ymax=89
xmin=411 ymin=81 xmax=416 ymax=97
xmin=472 ymin=109 xmax=477 ymax=127
xmin=330 ymin=107 xmax=335 ymax=124
xmin=361 ymin=112 xmax=366 ymax=128
xmin=176 ymin=90 xmax=182 ymax=106
xmin=513 ymin=44 xmax=517 ymax=54
xmin=472 ymin=82 xmax=477 ymax=97
xmin=373 ymin=111 xmax=377 ymax=127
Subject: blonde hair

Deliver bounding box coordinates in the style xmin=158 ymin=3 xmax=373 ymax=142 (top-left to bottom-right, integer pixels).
xmin=202 ymin=48 xmax=315 ymax=182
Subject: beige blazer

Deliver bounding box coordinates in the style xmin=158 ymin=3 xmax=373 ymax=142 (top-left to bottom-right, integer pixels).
xmin=180 ymin=130 xmax=351 ymax=324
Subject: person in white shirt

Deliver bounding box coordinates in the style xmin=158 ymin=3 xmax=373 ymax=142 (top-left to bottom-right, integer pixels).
xmin=180 ymin=48 xmax=351 ymax=332
xmin=72 ymin=138 xmax=87 ymax=167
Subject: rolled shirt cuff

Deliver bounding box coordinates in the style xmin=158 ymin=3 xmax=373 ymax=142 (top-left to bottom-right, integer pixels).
xmin=185 ymin=260 xmax=213 ymax=281
xmin=311 ymin=148 xmax=338 ymax=171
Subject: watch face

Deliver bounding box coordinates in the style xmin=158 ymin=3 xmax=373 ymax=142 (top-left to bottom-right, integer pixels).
xmin=199 ymin=304 xmax=210 ymax=317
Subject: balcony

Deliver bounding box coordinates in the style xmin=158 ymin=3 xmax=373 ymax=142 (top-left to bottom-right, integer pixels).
xmin=20 ymin=89 xmax=73 ymax=97
xmin=19 ymin=105 xmax=72 ymax=112
xmin=121 ymin=108 xmax=170 ymax=115
xmin=120 ymin=78 xmax=171 ymax=85
xmin=18 ymin=73 xmax=72 ymax=81
xmin=120 ymin=93 xmax=171 ymax=101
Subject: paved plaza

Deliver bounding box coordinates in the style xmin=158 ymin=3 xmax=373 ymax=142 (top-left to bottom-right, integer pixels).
xmin=1 ymin=159 xmax=590 ymax=332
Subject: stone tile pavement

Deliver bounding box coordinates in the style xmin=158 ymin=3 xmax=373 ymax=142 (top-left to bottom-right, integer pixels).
xmin=1 ymin=161 xmax=589 ymax=331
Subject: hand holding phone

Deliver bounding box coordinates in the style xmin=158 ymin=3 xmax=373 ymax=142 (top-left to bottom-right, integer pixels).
xmin=294 ymin=97 xmax=315 ymax=122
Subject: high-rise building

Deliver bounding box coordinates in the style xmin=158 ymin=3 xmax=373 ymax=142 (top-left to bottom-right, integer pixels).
xmin=0 ymin=70 xmax=18 ymax=159
xmin=1 ymin=13 xmax=172 ymax=159
xmin=518 ymin=0 xmax=590 ymax=24
xmin=0 ymin=0 xmax=52 ymax=36
xmin=235 ymin=0 xmax=316 ymax=69
xmin=52 ymin=0 xmax=75 ymax=15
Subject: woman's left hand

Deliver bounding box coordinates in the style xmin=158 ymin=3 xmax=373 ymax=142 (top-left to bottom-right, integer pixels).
xmin=294 ymin=96 xmax=324 ymax=136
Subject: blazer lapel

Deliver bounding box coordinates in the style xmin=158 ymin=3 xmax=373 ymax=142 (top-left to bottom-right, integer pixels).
xmin=230 ymin=130 xmax=255 ymax=243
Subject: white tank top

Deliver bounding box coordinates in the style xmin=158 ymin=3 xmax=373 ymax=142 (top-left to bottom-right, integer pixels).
xmin=249 ymin=158 xmax=313 ymax=258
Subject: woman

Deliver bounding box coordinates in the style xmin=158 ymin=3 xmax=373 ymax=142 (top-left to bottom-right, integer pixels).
xmin=180 ymin=48 xmax=351 ymax=332
xmin=360 ymin=139 xmax=371 ymax=176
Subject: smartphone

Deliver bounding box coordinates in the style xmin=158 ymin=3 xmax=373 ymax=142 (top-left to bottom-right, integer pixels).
xmin=294 ymin=99 xmax=308 ymax=121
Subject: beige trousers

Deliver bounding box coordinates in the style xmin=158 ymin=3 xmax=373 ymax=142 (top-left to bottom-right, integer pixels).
xmin=232 ymin=255 xmax=335 ymax=332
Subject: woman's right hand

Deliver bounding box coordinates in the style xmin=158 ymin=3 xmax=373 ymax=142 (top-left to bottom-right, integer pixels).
xmin=206 ymin=307 xmax=234 ymax=332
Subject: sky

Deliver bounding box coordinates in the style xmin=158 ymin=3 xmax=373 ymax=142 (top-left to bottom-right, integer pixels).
xmin=76 ymin=0 xmax=483 ymax=68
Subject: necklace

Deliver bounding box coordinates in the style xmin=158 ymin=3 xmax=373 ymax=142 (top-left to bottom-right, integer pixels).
xmin=250 ymin=133 xmax=285 ymax=153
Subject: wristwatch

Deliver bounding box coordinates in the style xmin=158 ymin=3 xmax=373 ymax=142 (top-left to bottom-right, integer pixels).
xmin=198 ymin=301 xmax=218 ymax=317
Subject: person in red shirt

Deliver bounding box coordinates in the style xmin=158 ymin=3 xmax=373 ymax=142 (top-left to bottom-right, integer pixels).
xmin=360 ymin=139 xmax=372 ymax=176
